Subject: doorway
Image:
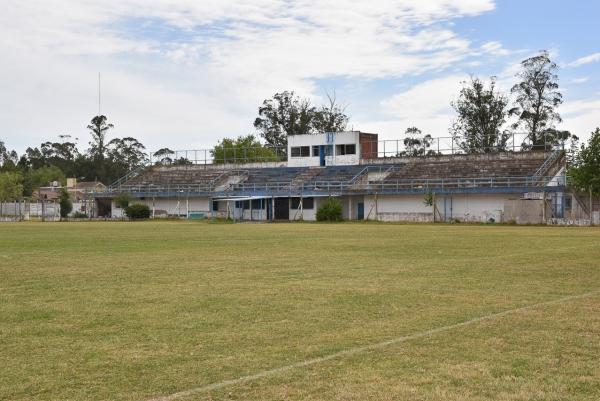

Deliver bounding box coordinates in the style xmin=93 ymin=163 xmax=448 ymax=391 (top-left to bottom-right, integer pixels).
xmin=274 ymin=198 xmax=290 ymax=220
xmin=357 ymin=202 xmax=364 ymax=220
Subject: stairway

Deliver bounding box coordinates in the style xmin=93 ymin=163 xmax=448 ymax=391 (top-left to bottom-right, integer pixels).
xmin=291 ymin=167 xmax=324 ymax=189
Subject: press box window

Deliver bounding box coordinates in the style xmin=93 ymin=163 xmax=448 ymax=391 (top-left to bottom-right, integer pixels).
xmin=336 ymin=144 xmax=356 ymax=155
xmin=291 ymin=146 xmax=310 ymax=157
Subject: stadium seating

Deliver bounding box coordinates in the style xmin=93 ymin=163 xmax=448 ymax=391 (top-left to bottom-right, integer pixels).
xmin=116 ymin=152 xmax=555 ymax=194
xmin=386 ymin=154 xmax=548 ymax=180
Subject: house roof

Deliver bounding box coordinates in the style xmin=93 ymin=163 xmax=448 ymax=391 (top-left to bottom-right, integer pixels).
xmin=75 ymin=181 xmax=106 ymax=189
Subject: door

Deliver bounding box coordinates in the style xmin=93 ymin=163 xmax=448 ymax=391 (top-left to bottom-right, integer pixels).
xmin=357 ymin=202 xmax=364 ymax=220
xmin=319 ymin=145 xmax=326 ymax=166
xmin=274 ymin=198 xmax=290 ymax=220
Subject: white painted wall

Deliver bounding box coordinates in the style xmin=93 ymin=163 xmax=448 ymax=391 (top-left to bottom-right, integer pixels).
xmin=111 ymin=197 xmax=210 ymax=218
xmin=289 ymin=197 xmax=319 ymax=221
xmin=287 ymin=132 xmax=361 ymax=167
xmin=364 ymin=193 xmax=518 ymax=222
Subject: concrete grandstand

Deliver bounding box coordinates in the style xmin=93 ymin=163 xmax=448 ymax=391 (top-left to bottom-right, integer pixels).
xmin=94 ymin=131 xmax=591 ymax=224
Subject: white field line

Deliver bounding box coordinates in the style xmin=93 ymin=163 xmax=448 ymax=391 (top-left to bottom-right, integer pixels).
xmin=148 ymin=290 xmax=598 ymax=401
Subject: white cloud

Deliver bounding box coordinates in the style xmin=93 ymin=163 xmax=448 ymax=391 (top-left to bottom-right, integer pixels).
xmin=559 ymin=98 xmax=600 ymax=142
xmin=480 ymin=41 xmax=510 ymax=56
xmin=571 ymin=77 xmax=589 ymax=84
xmin=568 ymin=52 xmax=600 ymax=67
xmin=2 ymin=0 xmax=498 ymax=153
xmin=359 ymin=75 xmax=468 ymax=140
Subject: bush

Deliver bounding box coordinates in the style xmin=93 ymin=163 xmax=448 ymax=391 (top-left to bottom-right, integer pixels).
xmin=72 ymin=211 xmax=88 ymax=219
xmin=316 ymin=197 xmax=343 ymax=222
xmin=59 ymin=188 xmax=72 ymax=219
xmin=125 ymin=204 xmax=151 ymax=220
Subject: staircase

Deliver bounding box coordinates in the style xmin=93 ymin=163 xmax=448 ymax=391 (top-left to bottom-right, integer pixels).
xmin=212 ymin=170 xmax=249 ymax=192
xmin=532 ymin=149 xmax=565 ymax=181
xmin=291 ymin=167 xmax=324 ymax=189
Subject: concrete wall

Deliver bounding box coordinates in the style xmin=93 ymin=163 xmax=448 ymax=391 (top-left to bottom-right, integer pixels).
xmin=112 ymin=197 xmax=211 ymax=218
xmin=363 ymin=193 xmax=516 ymax=223
xmin=503 ymin=199 xmax=546 ymax=224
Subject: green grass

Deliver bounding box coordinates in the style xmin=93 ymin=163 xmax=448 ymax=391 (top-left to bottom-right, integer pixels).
xmin=1 ymin=221 xmax=599 ymax=401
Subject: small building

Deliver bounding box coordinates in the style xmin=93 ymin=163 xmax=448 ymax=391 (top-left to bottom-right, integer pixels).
xmin=287 ymin=131 xmax=378 ymax=167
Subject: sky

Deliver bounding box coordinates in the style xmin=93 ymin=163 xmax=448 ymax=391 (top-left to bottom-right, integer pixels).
xmin=1 ymin=0 xmax=599 ymax=154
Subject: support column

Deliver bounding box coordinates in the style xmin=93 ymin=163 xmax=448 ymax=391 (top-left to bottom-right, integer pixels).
xmin=271 ymin=196 xmax=274 ymax=222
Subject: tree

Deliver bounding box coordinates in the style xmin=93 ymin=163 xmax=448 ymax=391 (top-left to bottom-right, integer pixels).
xmin=312 ymin=92 xmax=349 ymax=133
xmin=59 ymin=187 xmax=72 ymax=219
xmin=253 ymin=91 xmax=349 ymax=151
xmin=0 ymin=172 xmax=23 ymax=202
xmin=38 ymin=135 xmax=80 ymax=176
xmin=510 ymin=50 xmax=563 ymax=149
xmin=569 ymin=128 xmax=600 ymax=195
xmin=0 ymin=141 xmax=18 ymax=171
xmin=450 ymin=76 xmax=510 ymax=153
xmin=22 ymin=166 xmax=66 ymax=197
xmin=106 ymin=137 xmax=147 ymax=182
xmin=211 ymin=135 xmax=279 ymax=164
xmin=153 ymin=148 xmax=175 ymax=165
xmin=254 ymin=91 xmax=316 ymax=150
xmin=400 ymin=127 xmax=436 ymax=157
xmin=87 ymin=115 xmax=113 ymax=161
xmin=85 ymin=115 xmax=114 ymax=181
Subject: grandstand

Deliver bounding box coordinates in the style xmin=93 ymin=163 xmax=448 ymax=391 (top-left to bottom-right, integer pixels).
xmin=95 ymin=131 xmax=583 ymax=224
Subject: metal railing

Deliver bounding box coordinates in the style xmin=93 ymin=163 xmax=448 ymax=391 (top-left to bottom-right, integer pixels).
xmin=121 ymin=132 xmax=567 ymax=168
xmin=106 ymin=175 xmax=566 ymax=196
xmin=532 ymin=148 xmax=564 ymax=179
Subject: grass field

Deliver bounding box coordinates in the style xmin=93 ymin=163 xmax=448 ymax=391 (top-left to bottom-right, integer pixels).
xmin=1 ymin=221 xmax=599 ymax=401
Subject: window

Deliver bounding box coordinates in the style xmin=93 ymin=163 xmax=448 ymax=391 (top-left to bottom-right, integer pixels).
xmin=251 ymin=199 xmax=264 ymax=209
xmin=235 ymin=200 xmax=250 ymax=209
xmin=336 ymin=144 xmax=356 ymax=155
xmin=212 ymin=201 xmax=219 ymax=211
xmin=564 ymin=195 xmax=572 ymax=209
xmin=312 ymin=145 xmax=320 ymax=157
xmin=290 ymin=197 xmax=314 ymax=210
xmin=291 ymin=146 xmax=310 ymax=157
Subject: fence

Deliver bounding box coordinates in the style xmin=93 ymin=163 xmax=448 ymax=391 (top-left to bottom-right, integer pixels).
xmin=132 ymin=132 xmax=566 ymax=168
xmin=0 ymin=201 xmax=61 ymax=221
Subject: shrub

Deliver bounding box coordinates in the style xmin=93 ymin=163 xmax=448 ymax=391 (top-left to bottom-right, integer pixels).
xmin=59 ymin=188 xmax=72 ymax=219
xmin=125 ymin=204 xmax=151 ymax=220
xmin=316 ymin=197 xmax=343 ymax=222
xmin=72 ymin=211 xmax=88 ymax=219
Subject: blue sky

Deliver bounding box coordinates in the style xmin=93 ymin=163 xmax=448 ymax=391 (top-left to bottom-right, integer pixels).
xmin=1 ymin=1 xmax=599 ymax=153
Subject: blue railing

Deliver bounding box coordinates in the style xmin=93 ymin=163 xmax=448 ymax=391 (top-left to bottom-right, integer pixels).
xmin=105 ymin=175 xmax=566 ymax=197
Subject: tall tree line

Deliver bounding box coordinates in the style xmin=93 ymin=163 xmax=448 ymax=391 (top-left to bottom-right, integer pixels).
xmin=0 ymin=115 xmax=147 ymax=198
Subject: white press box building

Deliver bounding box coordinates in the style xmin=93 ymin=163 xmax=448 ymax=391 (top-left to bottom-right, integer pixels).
xmin=96 ymin=131 xmax=585 ymax=224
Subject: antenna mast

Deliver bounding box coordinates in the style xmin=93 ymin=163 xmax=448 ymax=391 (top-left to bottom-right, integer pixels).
xmin=98 ymin=72 xmax=101 ymax=117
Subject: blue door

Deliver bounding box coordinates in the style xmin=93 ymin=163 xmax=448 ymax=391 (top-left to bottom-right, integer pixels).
xmin=357 ymin=202 xmax=364 ymax=220
xmin=319 ymin=145 xmax=326 ymax=166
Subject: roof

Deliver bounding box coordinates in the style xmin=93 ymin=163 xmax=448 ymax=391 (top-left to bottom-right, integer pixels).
xmin=75 ymin=181 xmax=106 ymax=189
